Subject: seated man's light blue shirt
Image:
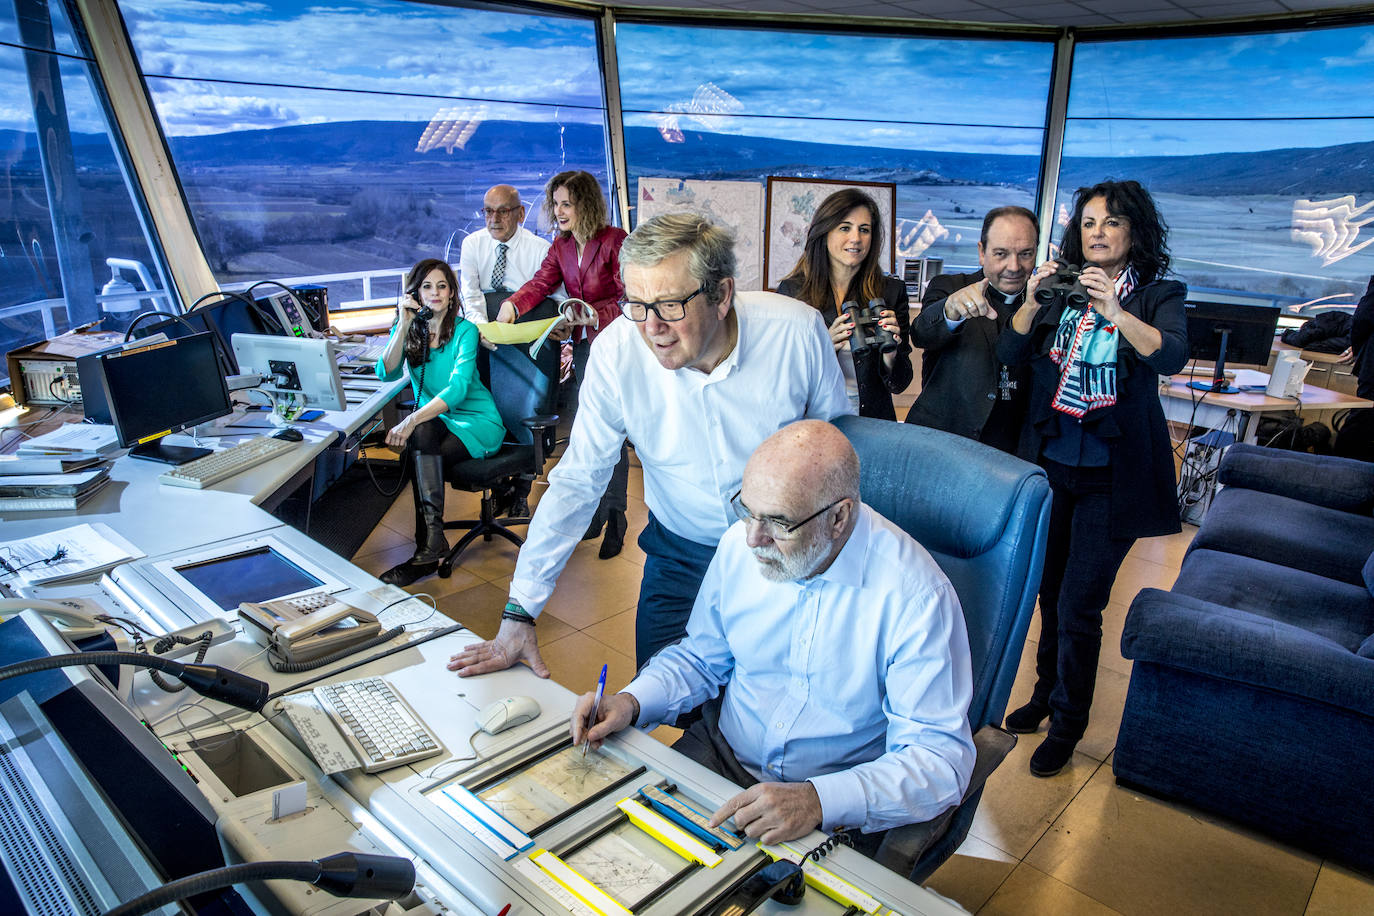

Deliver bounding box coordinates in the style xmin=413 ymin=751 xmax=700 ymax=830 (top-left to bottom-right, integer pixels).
xmin=625 ymin=504 xmax=975 ymax=834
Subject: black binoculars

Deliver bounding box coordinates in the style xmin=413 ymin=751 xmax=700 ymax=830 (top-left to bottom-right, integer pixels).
xmin=845 ymin=299 xmax=899 ymax=357
xmin=1034 ymin=263 xmax=1090 ymax=309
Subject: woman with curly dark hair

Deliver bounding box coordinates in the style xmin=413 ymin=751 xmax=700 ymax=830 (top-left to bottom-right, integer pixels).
xmin=376 ymin=258 xmax=504 ymax=585
xmin=997 ymin=180 xmax=1188 ymax=777
xmin=776 ymin=188 xmax=912 ymax=419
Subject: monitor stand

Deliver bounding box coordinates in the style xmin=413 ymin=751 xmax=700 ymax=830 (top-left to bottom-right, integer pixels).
xmin=1186 ymin=326 xmax=1240 ymax=394
xmin=128 ymin=441 xmax=212 ymax=465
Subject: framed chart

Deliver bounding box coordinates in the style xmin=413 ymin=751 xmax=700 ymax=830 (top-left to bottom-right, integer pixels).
xmin=763 ymin=177 xmax=897 ymax=290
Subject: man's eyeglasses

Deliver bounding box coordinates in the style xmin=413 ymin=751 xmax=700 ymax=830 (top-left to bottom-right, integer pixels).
xmin=479 ymin=206 xmax=521 ymax=218
xmin=619 ymin=284 xmax=706 ymax=323
xmin=730 ymin=490 xmax=845 ymax=541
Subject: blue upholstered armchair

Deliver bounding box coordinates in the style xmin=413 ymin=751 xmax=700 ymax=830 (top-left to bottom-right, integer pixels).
xmin=1116 ymin=444 xmax=1374 ymax=872
xmin=833 ymin=416 xmax=1050 ymax=883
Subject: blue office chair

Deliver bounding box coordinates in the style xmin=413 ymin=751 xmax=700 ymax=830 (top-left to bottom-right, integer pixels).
xmin=833 ymin=415 xmax=1050 ymax=883
xmin=436 ymin=341 xmax=559 ymax=576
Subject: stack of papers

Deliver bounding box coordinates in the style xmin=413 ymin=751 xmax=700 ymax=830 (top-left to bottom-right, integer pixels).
xmin=0 ymin=454 xmax=104 ymax=475
xmin=0 ymin=468 xmax=111 ymax=512
xmin=0 ymin=522 xmax=143 ymax=586
xmin=16 ymin=424 xmax=120 ymax=461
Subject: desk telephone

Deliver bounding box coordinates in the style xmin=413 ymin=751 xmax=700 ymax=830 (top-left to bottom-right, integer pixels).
xmin=238 ymin=592 xmax=381 ymax=664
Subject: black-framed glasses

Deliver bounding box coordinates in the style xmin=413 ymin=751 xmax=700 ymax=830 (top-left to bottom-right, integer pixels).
xmin=479 ymin=206 xmax=521 ymax=218
xmin=619 ymin=284 xmax=706 ymax=323
xmin=730 ymin=490 xmax=845 ymax=541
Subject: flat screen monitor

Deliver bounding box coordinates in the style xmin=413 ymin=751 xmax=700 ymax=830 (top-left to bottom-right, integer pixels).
xmin=140 ymin=532 xmax=352 ymax=622
xmin=0 ymin=613 xmax=245 ymax=914
xmin=173 ymin=544 xmax=325 ymax=612
xmin=1185 ymin=301 xmax=1281 ymax=393
xmin=94 ymin=332 xmax=232 ymax=464
xmin=232 ymin=333 xmax=346 ymax=415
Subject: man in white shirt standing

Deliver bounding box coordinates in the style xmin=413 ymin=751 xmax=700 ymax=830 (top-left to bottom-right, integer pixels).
xmin=457 ymin=185 xmax=553 ymax=322
xmin=448 ymin=214 xmax=853 ymax=678
xmin=572 ymin=420 xmax=975 ymax=852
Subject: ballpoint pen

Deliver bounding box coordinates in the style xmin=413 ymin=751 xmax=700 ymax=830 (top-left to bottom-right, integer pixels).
xmin=582 ymin=663 xmax=607 ymax=757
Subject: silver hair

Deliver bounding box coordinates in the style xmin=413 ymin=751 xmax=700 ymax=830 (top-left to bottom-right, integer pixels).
xmin=621 ymin=214 xmax=736 ymax=306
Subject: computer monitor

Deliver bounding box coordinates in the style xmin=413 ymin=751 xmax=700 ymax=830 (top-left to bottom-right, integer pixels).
xmin=1185 ymin=301 xmax=1281 ymax=394
xmin=90 ymin=332 xmax=233 ymax=464
xmin=231 ymin=333 xmax=347 ymax=421
xmin=0 ymin=612 xmax=246 ymax=914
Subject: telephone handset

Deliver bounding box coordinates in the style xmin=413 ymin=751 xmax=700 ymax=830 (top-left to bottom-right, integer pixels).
xmin=0 ymin=598 xmax=106 ymax=640
xmin=238 ymin=592 xmax=381 ymax=664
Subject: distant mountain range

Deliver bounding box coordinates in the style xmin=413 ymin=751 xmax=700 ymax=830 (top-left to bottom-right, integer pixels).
xmin=6 ymin=120 xmax=1372 ymax=196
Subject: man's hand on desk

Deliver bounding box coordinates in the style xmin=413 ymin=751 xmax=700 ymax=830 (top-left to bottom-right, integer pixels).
xmin=571 ymin=691 xmax=638 ymax=751
xmin=446 ymin=618 xmax=550 ymax=678
xmin=710 ymin=781 xmax=823 ymax=845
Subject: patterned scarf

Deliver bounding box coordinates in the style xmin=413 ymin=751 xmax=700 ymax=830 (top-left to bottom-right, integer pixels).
xmin=1049 ymin=267 xmax=1138 ymax=417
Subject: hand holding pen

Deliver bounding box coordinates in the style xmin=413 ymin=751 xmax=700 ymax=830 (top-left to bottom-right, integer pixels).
xmin=570 ymin=670 xmax=639 ymax=752
xmin=582 ymin=664 xmax=607 ymax=756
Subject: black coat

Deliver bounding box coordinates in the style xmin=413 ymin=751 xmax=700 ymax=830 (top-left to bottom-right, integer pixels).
xmin=997 ymin=278 xmax=1190 ymax=540
xmin=775 ymin=275 xmax=914 ymax=421
xmin=906 ymin=269 xmax=1030 ymax=442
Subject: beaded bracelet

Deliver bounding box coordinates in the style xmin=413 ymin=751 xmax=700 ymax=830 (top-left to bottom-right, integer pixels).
xmin=501 ymin=602 xmax=534 ymax=625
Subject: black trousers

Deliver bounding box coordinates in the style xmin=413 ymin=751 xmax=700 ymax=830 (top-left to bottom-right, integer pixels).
xmin=1030 ymin=459 xmax=1135 ymax=741
xmin=572 ymin=339 xmax=629 ymax=515
xmin=408 ymin=418 xmax=472 ymax=467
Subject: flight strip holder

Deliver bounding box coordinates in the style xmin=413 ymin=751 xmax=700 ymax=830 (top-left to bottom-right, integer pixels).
xmin=420 ymin=724 xmax=905 ymax=916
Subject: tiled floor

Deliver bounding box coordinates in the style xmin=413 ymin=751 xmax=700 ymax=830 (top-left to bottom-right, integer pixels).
xmin=353 ymin=448 xmax=1374 ymax=915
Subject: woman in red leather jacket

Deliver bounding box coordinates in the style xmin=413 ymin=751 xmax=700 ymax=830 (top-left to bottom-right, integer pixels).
xmin=497 ymin=170 xmax=630 ymax=558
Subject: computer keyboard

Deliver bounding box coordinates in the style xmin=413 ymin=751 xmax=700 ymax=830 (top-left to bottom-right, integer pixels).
xmin=313 ymin=676 xmax=442 ymax=774
xmin=157 ymin=435 xmax=298 ymax=489
xmin=336 ymin=340 xmax=385 ymax=366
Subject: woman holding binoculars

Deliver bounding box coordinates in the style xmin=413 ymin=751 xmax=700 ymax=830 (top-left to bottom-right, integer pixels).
xmin=777 ymin=188 xmax=912 ymax=420
xmin=997 ymin=179 xmax=1188 ymax=778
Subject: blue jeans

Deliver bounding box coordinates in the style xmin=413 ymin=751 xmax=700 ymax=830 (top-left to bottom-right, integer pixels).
xmin=635 ymin=513 xmax=718 ymax=669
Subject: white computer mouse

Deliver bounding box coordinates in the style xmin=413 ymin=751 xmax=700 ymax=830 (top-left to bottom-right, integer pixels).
xmin=477 ymin=696 xmax=542 ymax=735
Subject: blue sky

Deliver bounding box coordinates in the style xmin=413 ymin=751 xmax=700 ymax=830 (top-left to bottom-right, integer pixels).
xmin=3 ymin=2 xmax=1374 ymax=157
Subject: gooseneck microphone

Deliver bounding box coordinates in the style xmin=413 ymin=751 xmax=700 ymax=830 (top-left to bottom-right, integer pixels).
xmin=104 ymin=852 xmax=416 ymax=916
xmin=0 ymin=652 xmax=269 ymax=711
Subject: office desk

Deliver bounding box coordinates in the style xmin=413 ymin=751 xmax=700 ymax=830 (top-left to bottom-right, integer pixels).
xmin=0 ymin=377 xmax=407 ymax=549
xmin=1159 ymin=374 xmax=1372 ymax=444
xmin=4 ymin=380 xmax=967 ymax=914
xmin=135 ymin=624 xmax=966 ymax=916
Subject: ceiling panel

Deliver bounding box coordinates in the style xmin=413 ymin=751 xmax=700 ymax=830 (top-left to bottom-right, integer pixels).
xmin=602 ymin=0 xmax=1374 ymax=27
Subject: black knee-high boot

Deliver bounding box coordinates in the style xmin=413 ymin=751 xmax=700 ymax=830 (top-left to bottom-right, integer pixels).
xmin=382 ymin=454 xmax=448 ymax=586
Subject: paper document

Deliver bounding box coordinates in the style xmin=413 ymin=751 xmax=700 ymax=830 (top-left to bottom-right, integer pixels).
xmin=2 ymin=522 xmax=144 ymax=587
xmin=17 ymin=423 xmax=119 ymax=456
xmin=476 ymin=317 xmax=561 ymax=346
xmin=364 ymin=583 xmax=442 ymax=629
xmin=277 ymin=693 xmax=360 ymax=774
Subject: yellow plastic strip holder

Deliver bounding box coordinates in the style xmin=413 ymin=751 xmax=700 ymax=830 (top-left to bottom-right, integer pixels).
xmin=616 ymin=798 xmax=722 ymax=867
xmin=513 ymin=857 xmax=600 ymax=916
xmin=765 ymin=842 xmax=883 ymax=914
xmin=639 ymin=784 xmax=745 ymax=849
xmin=530 ymin=850 xmax=633 ymax=916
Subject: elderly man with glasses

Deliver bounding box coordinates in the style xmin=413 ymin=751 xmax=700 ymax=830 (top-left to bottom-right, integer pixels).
xmin=449 ymin=214 xmax=852 ymax=679
xmin=457 ymin=184 xmax=556 ymax=322
xmin=571 ymin=421 xmax=974 ymax=851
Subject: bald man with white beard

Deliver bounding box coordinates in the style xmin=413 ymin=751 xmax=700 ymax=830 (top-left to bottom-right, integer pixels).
xmin=572 ymin=420 xmax=974 ymax=853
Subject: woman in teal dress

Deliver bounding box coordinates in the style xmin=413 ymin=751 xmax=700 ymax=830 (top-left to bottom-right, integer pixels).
xmin=376 ymin=258 xmax=504 ymax=585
